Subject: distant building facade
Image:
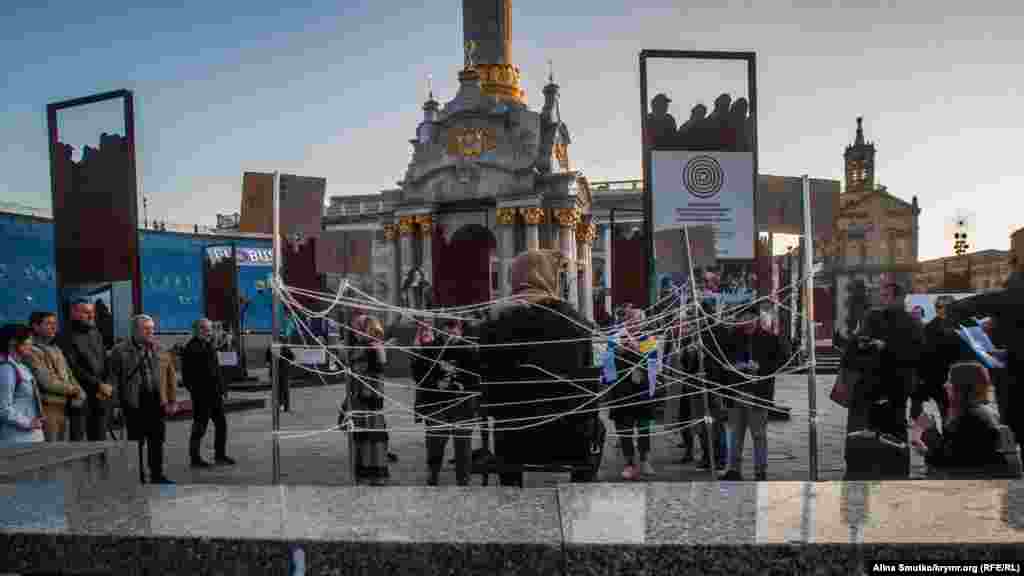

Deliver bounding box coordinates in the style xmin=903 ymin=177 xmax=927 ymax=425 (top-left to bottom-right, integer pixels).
xmin=825 ymin=118 xmax=921 ymax=337
xmin=914 ymin=249 xmax=1013 ymax=293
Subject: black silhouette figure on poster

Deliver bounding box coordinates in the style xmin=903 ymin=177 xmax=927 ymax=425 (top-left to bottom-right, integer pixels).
xmin=648 ymin=92 xmax=752 ymax=151
xmin=646 ymin=93 xmax=678 ymax=148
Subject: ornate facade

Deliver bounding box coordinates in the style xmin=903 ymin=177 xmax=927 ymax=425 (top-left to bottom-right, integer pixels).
xmin=324 ymin=0 xmax=598 ymax=322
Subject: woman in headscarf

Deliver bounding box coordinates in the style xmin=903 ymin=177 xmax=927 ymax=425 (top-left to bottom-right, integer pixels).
xmin=347 ymin=315 xmax=390 ymax=484
xmin=478 ymin=250 xmax=601 ymax=486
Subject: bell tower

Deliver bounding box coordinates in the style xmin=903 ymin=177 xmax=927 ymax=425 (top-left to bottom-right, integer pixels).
xmin=844 ymin=117 xmax=876 ymax=194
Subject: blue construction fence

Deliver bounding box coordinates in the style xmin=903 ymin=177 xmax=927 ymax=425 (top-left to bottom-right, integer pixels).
xmin=0 ymin=212 xmax=274 ymax=333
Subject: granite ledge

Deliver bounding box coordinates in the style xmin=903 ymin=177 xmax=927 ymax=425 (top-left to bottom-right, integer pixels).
xmin=5 ymin=480 xmax=1024 ymax=574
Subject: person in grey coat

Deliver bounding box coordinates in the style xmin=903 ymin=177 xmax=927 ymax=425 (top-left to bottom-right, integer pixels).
xmin=109 ymin=315 xmax=174 ymax=484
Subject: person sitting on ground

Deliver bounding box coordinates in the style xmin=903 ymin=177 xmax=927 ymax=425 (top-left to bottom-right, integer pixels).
xmin=922 ymin=362 xmax=1010 ymax=473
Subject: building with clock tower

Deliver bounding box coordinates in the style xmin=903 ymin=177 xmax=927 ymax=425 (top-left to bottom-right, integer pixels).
xmin=827 ymin=117 xmax=921 ymax=337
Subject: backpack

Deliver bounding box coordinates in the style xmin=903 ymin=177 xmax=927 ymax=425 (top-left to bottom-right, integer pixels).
xmin=0 ymin=359 xmax=24 ymax=388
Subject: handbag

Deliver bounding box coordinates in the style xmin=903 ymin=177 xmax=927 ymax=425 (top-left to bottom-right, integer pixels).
xmin=831 ymin=366 xmax=856 ymax=408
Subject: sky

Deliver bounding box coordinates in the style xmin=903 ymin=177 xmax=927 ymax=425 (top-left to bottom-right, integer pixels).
xmin=1 ymin=0 xmax=1022 ymax=261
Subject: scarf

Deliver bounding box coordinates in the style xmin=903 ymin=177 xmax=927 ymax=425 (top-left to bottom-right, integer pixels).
xmin=510 ymin=250 xmax=562 ymax=306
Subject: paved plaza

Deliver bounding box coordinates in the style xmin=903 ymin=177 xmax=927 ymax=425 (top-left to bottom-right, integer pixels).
xmin=160 ymin=372 xmax=930 ymax=487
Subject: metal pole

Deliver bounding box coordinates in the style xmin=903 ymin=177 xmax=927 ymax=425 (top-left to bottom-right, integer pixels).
xmin=684 ymin=225 xmax=717 ymax=480
xmin=271 ymin=171 xmax=282 ymax=485
xmin=802 ymin=175 xmax=818 ymax=482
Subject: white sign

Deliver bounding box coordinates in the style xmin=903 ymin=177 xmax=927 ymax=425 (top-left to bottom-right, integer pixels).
xmin=295 ymin=348 xmax=327 ymax=366
xmin=217 ymin=351 xmax=239 ymax=367
xmin=651 ymin=150 xmax=755 ymax=260
xmin=205 ymin=246 xmax=272 ymax=267
xmin=904 ymin=293 xmax=974 ymax=323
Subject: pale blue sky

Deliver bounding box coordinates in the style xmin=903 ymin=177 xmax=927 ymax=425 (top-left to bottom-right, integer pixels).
xmin=2 ymin=0 xmax=1022 ymax=260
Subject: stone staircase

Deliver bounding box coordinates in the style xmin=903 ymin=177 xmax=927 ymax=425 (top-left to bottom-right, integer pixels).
xmin=793 ymin=348 xmax=842 ymax=375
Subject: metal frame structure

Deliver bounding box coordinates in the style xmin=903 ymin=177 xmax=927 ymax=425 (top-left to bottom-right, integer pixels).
xmin=47 ymin=89 xmax=142 ymax=318
xmin=638 ymin=50 xmax=759 ymax=309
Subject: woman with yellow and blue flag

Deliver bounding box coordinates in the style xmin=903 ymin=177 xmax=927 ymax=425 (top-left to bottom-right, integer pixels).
xmin=604 ymin=308 xmax=662 ymax=480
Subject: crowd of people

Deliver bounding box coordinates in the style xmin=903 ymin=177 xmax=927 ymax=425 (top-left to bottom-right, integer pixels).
xmin=9 ymin=254 xmax=1014 ymax=487
xmin=328 ymin=249 xmax=794 ymax=486
xmin=0 ymin=300 xmax=235 ymax=484
xmin=837 ymin=281 xmax=1021 ymax=479
xmin=647 ymin=91 xmax=753 ymax=151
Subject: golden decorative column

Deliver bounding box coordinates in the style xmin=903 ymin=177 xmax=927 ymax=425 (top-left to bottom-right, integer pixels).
xmin=520 ymin=206 xmax=545 ymax=251
xmin=461 ymin=0 xmax=525 ymax=104
xmin=554 ymin=208 xmax=580 ymax=309
xmin=496 ymin=207 xmax=518 ymax=296
xmin=415 ymin=215 xmax=434 ymax=285
xmin=381 ymin=223 xmax=400 ymax=321
xmin=398 ymin=216 xmax=417 ymax=285
xmin=576 ymin=220 xmax=596 ymax=321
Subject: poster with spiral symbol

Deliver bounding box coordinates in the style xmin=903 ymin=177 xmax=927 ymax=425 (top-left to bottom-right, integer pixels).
xmin=683 ymin=155 xmax=725 ymax=199
xmin=651 ymin=149 xmax=755 ymax=260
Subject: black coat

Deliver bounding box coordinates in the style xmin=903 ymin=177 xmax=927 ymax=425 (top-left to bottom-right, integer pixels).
xmin=860 ymin=306 xmax=924 ymax=399
xmin=411 ymin=337 xmax=479 ymax=420
xmin=922 ymin=316 xmax=960 ymax=389
xmin=750 ymin=329 xmax=789 ymax=403
xmin=478 ymin=298 xmax=597 ymax=466
xmin=606 ymin=341 xmax=655 ymax=422
xmin=716 ymin=328 xmax=784 ymax=409
xmin=58 ymin=320 xmax=107 ymax=399
xmin=182 ymin=337 xmax=224 ymax=402
xmin=925 ymin=403 xmax=1005 ymax=469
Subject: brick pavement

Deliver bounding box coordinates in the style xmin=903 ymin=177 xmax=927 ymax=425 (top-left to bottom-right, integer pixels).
xmin=157 ymin=373 xmax=929 ymax=486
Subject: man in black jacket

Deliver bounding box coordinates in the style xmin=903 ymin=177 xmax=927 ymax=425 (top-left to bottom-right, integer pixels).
xmin=914 ymin=296 xmax=958 ymax=421
xmin=59 ymin=299 xmax=112 ymax=441
xmin=860 ymin=282 xmax=924 ymax=439
xmin=184 ymin=318 xmax=235 ymax=467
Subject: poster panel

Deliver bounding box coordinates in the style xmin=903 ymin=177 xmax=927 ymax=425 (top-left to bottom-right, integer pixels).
xmin=652 ymin=150 xmax=755 ymax=260
xmin=641 ymin=52 xmax=757 ymax=308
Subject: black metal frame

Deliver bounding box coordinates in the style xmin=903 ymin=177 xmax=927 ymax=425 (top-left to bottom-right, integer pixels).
xmin=639 ymin=50 xmax=759 ymax=308
xmin=47 ymin=89 xmax=141 ymax=321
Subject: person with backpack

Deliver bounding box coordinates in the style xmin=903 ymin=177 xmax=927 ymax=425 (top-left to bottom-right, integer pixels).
xmin=0 ymin=324 xmax=45 ymax=444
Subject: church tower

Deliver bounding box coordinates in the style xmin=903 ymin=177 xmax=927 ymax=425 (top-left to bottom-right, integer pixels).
xmin=843 ymin=117 xmax=875 ymax=194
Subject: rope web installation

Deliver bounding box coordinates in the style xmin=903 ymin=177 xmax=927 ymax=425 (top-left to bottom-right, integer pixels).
xmin=264 ymin=265 xmax=840 ymax=446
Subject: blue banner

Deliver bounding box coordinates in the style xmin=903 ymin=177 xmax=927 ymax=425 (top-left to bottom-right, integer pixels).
xmin=0 ymin=215 xmax=57 ymax=325
xmin=1 ymin=214 xmax=276 ymax=333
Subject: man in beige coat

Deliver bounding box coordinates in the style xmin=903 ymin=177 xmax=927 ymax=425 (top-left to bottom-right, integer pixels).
xmin=25 ymin=311 xmax=84 ymax=441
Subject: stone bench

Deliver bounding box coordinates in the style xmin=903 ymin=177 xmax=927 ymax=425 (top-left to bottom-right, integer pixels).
xmin=4 ymin=474 xmax=1024 ymax=575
